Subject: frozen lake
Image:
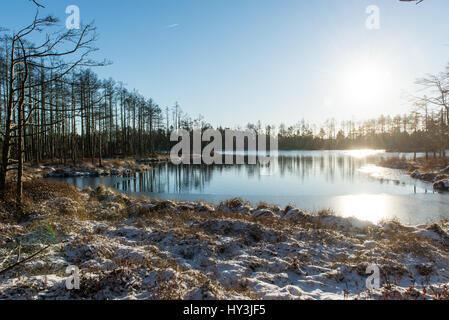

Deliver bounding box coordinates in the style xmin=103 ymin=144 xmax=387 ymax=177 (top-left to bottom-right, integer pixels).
xmin=50 ymin=150 xmax=449 ymax=224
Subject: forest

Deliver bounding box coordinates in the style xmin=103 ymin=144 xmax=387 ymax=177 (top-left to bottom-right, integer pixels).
xmin=0 ymin=0 xmax=447 ymax=204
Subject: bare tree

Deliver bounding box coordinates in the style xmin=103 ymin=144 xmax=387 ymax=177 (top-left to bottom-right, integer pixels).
xmin=0 ymin=12 xmax=99 ymax=205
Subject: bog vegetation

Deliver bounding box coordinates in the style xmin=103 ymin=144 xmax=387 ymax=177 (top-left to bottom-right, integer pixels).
xmin=0 ymin=0 xmax=447 ymax=207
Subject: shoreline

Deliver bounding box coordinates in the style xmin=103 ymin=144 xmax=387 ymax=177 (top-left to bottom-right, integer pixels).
xmin=1 ymin=179 xmax=449 ymax=300
xmin=12 ymin=157 xmax=169 ymax=181
xmin=377 ymin=157 xmax=449 ymax=191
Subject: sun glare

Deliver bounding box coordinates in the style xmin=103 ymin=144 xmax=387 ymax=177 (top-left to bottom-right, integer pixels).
xmin=341 ymin=60 xmax=390 ymax=104
xmin=344 ymin=149 xmax=384 ymax=159
xmin=336 ymin=194 xmax=391 ymax=224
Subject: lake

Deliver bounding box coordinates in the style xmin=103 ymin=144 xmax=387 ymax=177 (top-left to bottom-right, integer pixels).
xmin=50 ymin=150 xmax=449 ymax=225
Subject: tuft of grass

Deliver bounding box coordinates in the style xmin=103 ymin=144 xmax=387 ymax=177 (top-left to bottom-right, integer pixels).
xmin=24 ymin=179 xmax=80 ymax=202
xmin=256 ymin=202 xmax=270 ymax=210
xmin=219 ymin=198 xmax=247 ymax=209
xmin=378 ymin=156 xmax=448 ymax=172
xmin=0 ymin=179 xmax=81 ymax=220
xmin=317 ymin=208 xmax=335 ymax=217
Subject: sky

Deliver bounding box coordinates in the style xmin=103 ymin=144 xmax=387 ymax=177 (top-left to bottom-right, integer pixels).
xmin=1 ymin=0 xmax=449 ymax=128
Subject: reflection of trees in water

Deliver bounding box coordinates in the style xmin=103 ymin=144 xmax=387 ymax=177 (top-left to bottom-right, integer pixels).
xmin=277 ymin=153 xmax=367 ymax=183
xmin=115 ymin=164 xmax=214 ymax=194
xmin=114 ymin=153 xmax=385 ymax=194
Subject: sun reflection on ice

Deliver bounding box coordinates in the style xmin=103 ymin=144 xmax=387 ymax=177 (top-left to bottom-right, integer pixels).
xmin=359 ymin=164 xmax=387 ymax=178
xmin=344 ymin=149 xmax=384 ymax=159
xmin=335 ymin=194 xmax=392 ymax=224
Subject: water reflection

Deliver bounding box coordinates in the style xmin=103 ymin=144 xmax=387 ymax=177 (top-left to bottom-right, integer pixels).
xmin=112 ymin=151 xmax=429 ymax=195
xmin=116 ymin=164 xmax=215 ymax=194
xmin=51 ymin=150 xmax=449 ymax=224
xmin=336 ymin=194 xmax=390 ymax=223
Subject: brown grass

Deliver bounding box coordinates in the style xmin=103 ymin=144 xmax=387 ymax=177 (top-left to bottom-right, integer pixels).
xmin=0 ymin=179 xmax=81 ymax=221
xmin=23 ymin=179 xmax=80 ymax=202
xmin=33 ymin=154 xmax=169 ymax=168
xmin=39 ymin=158 xmax=100 ymax=167
xmin=414 ymin=157 xmax=449 ymax=171
xmin=378 ymin=156 xmax=449 ymax=172
xmin=103 ymin=159 xmax=130 ymax=167
xmin=377 ymin=157 xmax=415 ymax=170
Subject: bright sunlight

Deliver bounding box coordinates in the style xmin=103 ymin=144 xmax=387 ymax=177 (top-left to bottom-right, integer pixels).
xmin=340 ymin=59 xmax=390 ymax=104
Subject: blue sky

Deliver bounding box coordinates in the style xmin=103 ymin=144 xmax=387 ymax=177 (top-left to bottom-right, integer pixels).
xmin=2 ymin=0 xmax=449 ymax=128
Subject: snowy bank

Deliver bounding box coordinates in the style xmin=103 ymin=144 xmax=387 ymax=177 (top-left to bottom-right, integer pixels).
xmin=1 ymin=182 xmax=449 ymax=300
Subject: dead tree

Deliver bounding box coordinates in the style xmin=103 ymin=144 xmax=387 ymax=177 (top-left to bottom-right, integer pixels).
xmin=0 ymin=12 xmax=99 ymax=206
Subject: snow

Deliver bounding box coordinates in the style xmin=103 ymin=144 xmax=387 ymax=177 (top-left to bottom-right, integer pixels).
xmin=2 ymin=186 xmax=449 ymax=300
xmin=414 ymin=229 xmax=442 ymax=241
xmin=363 ymin=241 xmax=377 ymax=250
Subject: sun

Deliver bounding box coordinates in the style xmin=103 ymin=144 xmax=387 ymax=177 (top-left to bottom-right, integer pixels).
xmin=340 ymin=59 xmax=390 ymax=104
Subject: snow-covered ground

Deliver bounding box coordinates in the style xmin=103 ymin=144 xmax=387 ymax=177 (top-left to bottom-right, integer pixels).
xmin=1 ymin=184 xmax=449 ymax=300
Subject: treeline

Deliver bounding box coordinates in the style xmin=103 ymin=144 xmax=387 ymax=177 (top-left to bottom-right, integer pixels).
xmin=0 ymin=9 xmax=204 ymax=204
xmin=1 ymin=2 xmax=448 ymax=205
xmin=275 ymin=64 xmax=449 ymax=153
xmin=0 ymin=20 xmax=201 ymax=166
xmin=275 ymin=109 xmax=447 ymax=153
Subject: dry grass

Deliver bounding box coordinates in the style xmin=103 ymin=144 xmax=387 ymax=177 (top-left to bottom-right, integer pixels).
xmin=34 ymin=154 xmax=169 ymax=168
xmin=1 ymin=180 xmax=81 ymax=221
xmin=39 ymin=158 xmax=100 ymax=167
xmin=23 ymin=180 xmax=80 ymax=202
xmin=377 ymin=157 xmax=415 ymax=170
xmin=2 ymin=180 xmax=449 ymax=300
xmin=103 ymin=158 xmax=130 ymax=167
xmin=378 ymin=156 xmax=449 ymax=172
xmin=414 ymin=157 xmax=449 ymax=171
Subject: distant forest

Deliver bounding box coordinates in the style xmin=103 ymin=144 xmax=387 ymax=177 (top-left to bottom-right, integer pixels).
xmin=0 ymin=0 xmax=447 ymax=203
